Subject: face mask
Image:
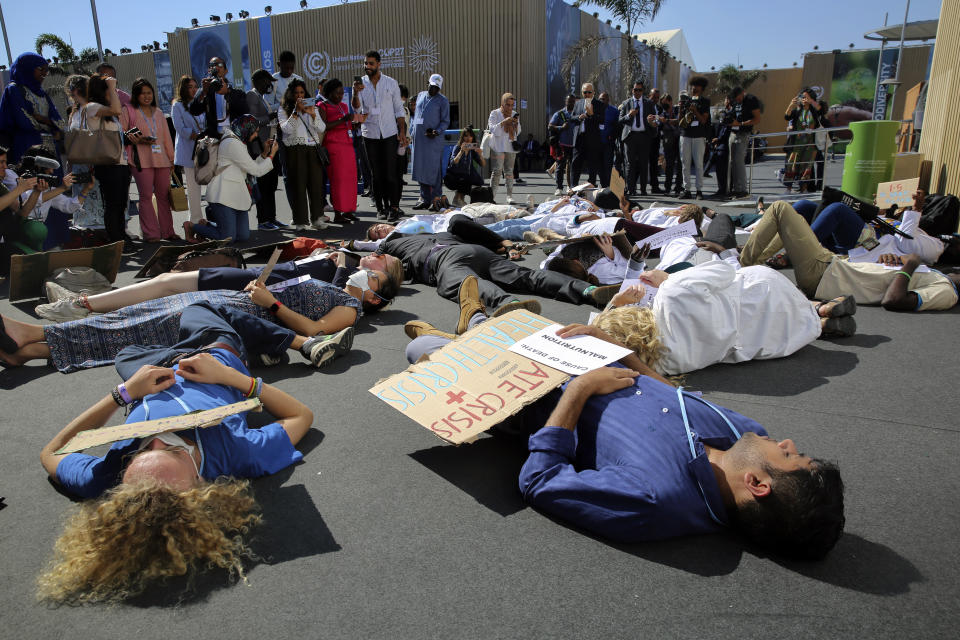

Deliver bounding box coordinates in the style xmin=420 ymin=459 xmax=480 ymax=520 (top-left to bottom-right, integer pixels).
xmin=347 ymin=268 xmax=372 ymax=293
xmin=138 ymin=431 xmax=201 ymax=478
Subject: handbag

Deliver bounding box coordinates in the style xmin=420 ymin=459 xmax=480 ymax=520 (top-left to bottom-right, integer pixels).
xmin=169 ymin=171 xmax=189 ymax=211
xmin=480 ymin=130 xmax=493 ymax=159
xmin=64 ymin=110 xmax=123 ymax=165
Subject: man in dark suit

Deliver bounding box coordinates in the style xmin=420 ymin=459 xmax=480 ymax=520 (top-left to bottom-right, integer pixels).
xmin=246 ymin=69 xmax=284 ymax=230
xmin=618 ymin=81 xmax=657 ymax=196
xmin=569 ymin=83 xmax=606 ymax=188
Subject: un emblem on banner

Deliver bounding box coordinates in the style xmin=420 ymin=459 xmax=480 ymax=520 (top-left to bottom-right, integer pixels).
xmin=303 ymin=51 xmax=331 ymax=80
xmin=408 ymin=35 xmax=439 ymax=76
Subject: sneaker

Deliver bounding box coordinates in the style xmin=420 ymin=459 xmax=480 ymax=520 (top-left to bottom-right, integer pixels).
xmin=300 ymin=327 xmax=355 ymax=368
xmin=312 ymin=218 xmax=329 ymax=230
xmin=404 ymin=320 xmax=455 ymax=340
xmin=506 ymin=196 xmax=517 ymax=205
xmin=582 ymin=284 xmax=620 ymax=308
xmin=386 ymin=208 xmax=401 ymax=223
xmin=258 ymin=221 xmax=280 ymax=231
xmin=293 ymin=224 xmax=311 ymax=232
xmin=272 ymin=219 xmax=290 ymax=229
xmin=376 ymin=209 xmax=388 ymax=220
xmin=514 ymin=178 xmax=527 ymax=186
xmin=258 ymin=352 xmax=286 ymax=366
xmin=45 ymin=281 xmax=79 ymax=304
xmin=679 ymin=190 xmax=693 ymax=199
xmin=492 ymin=299 xmax=542 ymax=317
xmin=526 ymin=194 xmax=536 ymax=210
xmin=35 ymin=298 xmax=90 ymax=321
xmin=553 ymin=188 xmax=563 ymax=196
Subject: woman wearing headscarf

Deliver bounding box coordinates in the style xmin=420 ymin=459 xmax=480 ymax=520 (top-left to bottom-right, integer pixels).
xmin=184 ymin=114 xmax=277 ymax=244
xmin=0 ymin=52 xmax=65 ymax=163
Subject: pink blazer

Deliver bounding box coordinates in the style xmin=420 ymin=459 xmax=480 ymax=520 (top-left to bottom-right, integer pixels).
xmin=124 ymin=104 xmax=175 ymax=168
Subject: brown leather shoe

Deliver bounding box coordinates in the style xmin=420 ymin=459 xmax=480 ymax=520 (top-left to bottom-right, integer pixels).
xmin=404 ymin=320 xmax=455 ymax=340
xmin=492 ymin=299 xmax=542 ymax=317
xmin=456 ymin=275 xmax=485 ymax=334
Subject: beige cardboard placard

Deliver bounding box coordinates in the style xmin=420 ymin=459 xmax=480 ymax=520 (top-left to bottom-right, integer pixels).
xmin=56 ymin=398 xmax=262 ymax=454
xmin=369 ymin=310 xmax=569 ymax=444
xmin=9 ymin=241 xmax=123 ymax=301
xmin=609 ymin=167 xmax=625 ymax=201
xmin=256 ymin=248 xmax=284 ymax=285
xmin=876 ymin=177 xmax=920 ymax=209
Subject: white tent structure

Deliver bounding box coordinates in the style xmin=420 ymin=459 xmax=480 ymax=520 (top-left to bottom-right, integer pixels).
xmin=634 ymin=28 xmax=696 ymax=71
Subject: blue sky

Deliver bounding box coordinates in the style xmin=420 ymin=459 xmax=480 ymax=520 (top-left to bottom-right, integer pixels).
xmin=0 ymin=0 xmax=943 ymax=71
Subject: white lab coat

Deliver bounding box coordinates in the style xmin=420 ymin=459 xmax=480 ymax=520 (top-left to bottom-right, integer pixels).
xmin=848 ymin=210 xmax=944 ymax=265
xmin=653 ymin=261 xmax=821 ymax=375
xmin=204 ymin=129 xmax=275 ymax=211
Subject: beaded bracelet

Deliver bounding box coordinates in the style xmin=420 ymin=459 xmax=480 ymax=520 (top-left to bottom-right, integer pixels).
xmin=895 ymin=270 xmax=912 ymax=281
xmin=111 ymin=387 xmax=126 ymax=406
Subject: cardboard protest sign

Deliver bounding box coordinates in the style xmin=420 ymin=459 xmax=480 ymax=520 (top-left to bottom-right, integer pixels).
xmin=369 ymin=310 xmax=569 ymax=444
xmin=9 ymin=241 xmax=123 ymax=301
xmin=875 ymin=178 xmax=920 ymax=210
xmin=136 ymin=239 xmax=230 ymax=278
xmin=509 ymin=324 xmax=632 ymax=376
xmin=609 ymin=167 xmax=625 ymax=201
xmin=637 ymin=220 xmax=697 ymax=250
xmin=256 ymin=247 xmax=284 ymax=285
xmin=56 ymin=399 xmax=262 ymax=454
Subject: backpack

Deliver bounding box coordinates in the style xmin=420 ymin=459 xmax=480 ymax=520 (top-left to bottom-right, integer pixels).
xmin=920 ymin=194 xmax=960 ymax=237
xmin=192 ymin=135 xmax=225 ymax=185
xmin=146 ymin=246 xmax=245 ymax=277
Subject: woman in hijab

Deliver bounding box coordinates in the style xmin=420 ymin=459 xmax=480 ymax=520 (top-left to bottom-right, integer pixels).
xmin=0 ymin=52 xmax=64 ymax=163
xmin=184 ymin=114 xmax=277 ymax=243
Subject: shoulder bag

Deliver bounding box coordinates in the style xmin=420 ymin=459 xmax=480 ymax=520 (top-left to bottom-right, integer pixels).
xmin=64 ymin=109 xmax=123 ymax=165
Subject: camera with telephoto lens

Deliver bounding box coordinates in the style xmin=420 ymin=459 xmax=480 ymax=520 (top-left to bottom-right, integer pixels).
xmin=819 ymin=186 xmax=912 ymax=240
xmin=18 ymin=155 xmax=62 ymax=187
xmin=72 ymin=171 xmax=92 ymax=184
xmin=207 ymin=63 xmax=223 ymax=93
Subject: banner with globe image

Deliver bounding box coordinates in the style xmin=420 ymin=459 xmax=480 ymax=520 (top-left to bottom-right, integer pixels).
xmin=188 ymin=22 xmax=251 ymax=90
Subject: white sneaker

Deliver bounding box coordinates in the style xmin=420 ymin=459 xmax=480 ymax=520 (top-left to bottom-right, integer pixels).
xmin=526 ymin=195 xmax=536 ymax=210
xmin=35 ymin=298 xmax=90 ymax=321
xmin=258 ymin=353 xmax=284 ymax=366
xmin=553 ymin=188 xmax=563 ymax=196
xmin=45 ymin=281 xmax=79 ymax=304
xmin=311 ymin=219 xmax=329 ymax=230
xmin=506 ymin=196 xmax=517 ymax=205
xmin=301 ymin=327 xmax=355 ymax=368
xmin=293 ymin=224 xmax=311 ymax=231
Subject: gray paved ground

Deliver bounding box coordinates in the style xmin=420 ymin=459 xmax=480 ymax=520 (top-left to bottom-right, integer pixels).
xmin=1 ymin=158 xmax=958 ymax=638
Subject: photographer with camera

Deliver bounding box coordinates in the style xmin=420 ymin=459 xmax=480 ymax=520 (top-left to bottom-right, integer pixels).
xmin=246 ymin=69 xmax=284 ymax=231
xmin=678 ymin=76 xmax=711 ymax=200
xmin=0 ymin=147 xmax=43 ymax=270
xmin=705 ymin=96 xmax=733 ymax=199
xmin=657 ymin=95 xmax=682 ymax=195
xmin=189 ymin=57 xmax=231 ymax=139
xmin=783 ymin=87 xmax=826 ymax=193
xmin=728 ymin=86 xmax=762 ymax=198
xmin=16 ymin=146 xmax=95 ymax=250
xmin=444 ymin=127 xmax=485 ymax=207
xmin=547 ymin=95 xmax=577 ymax=195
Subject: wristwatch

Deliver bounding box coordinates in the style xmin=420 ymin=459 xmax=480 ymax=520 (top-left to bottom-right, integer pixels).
xmin=269 ymin=301 xmax=282 ymax=315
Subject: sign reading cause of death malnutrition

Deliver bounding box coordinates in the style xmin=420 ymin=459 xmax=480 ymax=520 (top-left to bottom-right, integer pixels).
xmin=369 ymin=310 xmax=569 ymax=445
xmin=508 ymin=324 xmax=632 ymax=376
xmin=636 ymin=220 xmax=698 ymax=250
xmin=56 ymin=399 xmax=263 ymax=454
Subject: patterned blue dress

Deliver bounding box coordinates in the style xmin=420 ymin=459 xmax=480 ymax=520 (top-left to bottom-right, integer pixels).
xmin=44 ymin=279 xmax=360 ymax=373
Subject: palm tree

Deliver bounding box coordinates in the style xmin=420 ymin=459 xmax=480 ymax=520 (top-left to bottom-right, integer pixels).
xmin=35 ymin=34 xmax=100 ymax=77
xmin=710 ymin=64 xmax=766 ymax=100
xmin=561 ymin=0 xmax=670 ymax=101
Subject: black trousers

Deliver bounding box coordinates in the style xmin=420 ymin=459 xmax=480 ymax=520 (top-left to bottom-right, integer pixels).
xmin=662 ymin=136 xmax=682 ymax=192
xmin=624 ymin=131 xmax=651 ymax=193
xmin=95 ymin=163 xmax=131 ymax=242
xmin=363 ymin=135 xmax=400 ymax=211
xmin=555 ymin=145 xmax=572 ymax=189
xmin=648 ymin=135 xmax=661 ymax=189
xmin=703 ymin=210 xmax=737 ymax=249
xmin=570 ymin=136 xmax=604 ymax=187
xmin=255 ymin=167 xmax=280 ymax=224
xmin=114 ymin=301 xmax=295 ymax=380
xmin=430 ymin=215 xmax=591 ymax=308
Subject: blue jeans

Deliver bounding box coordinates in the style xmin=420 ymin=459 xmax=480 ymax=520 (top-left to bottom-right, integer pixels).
xmin=485 ymin=217 xmax=533 ymax=241
xmin=419 ymin=182 xmax=442 ymax=203
xmin=194 ymin=202 xmax=250 ymax=243
xmin=793 ymin=199 xmax=864 ymax=253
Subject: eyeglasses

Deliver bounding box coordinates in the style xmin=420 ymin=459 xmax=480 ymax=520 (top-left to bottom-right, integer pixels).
xmin=366 ymin=272 xmax=391 ymax=304
xmin=633 ymin=87 xmax=644 ymax=92
xmin=582 ymin=91 xmax=594 ymax=95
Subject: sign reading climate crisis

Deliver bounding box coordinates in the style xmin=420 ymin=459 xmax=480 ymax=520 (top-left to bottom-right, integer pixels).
xmin=369 ymin=310 xmax=569 ymax=444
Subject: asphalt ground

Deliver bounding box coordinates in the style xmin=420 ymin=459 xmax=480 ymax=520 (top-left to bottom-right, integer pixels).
xmin=1 ymin=157 xmax=957 ymax=638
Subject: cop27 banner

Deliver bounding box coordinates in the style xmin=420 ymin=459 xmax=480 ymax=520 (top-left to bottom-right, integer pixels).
xmin=152 ymin=50 xmax=173 ymax=114
xmin=188 ymin=22 xmax=251 ymax=90
xmin=369 ymin=310 xmax=569 ymax=444
xmin=546 ymin=0 xmax=581 ymax=119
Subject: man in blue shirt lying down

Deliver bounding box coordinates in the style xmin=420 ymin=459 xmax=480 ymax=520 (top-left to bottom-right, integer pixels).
xmin=405 ymin=316 xmax=845 ymax=560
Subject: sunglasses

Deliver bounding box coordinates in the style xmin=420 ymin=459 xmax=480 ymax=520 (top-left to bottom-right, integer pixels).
xmin=583 ymin=91 xmax=594 ymax=95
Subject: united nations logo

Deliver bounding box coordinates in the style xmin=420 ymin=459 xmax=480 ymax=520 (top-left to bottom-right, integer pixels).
xmin=408 ymin=36 xmax=439 ymax=76
xmin=302 ymin=51 xmax=331 ymax=80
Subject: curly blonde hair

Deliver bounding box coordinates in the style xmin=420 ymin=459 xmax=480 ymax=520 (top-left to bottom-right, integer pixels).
xmin=592 ymin=306 xmax=665 ymax=370
xmin=37 ymin=477 xmax=260 ymax=604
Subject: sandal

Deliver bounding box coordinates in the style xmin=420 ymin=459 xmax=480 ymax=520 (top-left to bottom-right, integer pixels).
xmin=816 ymin=295 xmax=857 ymax=318
xmin=821 ymin=316 xmax=857 ymax=338
xmin=765 ymin=252 xmax=790 ymax=269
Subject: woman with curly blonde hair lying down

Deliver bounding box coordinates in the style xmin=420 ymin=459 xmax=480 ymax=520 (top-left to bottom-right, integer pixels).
xmin=36 ymin=303 xmax=314 ymax=603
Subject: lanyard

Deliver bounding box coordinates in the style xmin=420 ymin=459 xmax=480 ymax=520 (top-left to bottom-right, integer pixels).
xmin=138 ymin=106 xmax=158 ymax=138
xmin=140 ymin=389 xmax=207 ymax=476
xmin=675 ymin=385 xmax=741 ymax=525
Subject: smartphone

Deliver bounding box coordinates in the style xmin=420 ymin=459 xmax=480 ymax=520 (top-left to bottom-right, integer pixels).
xmin=354 ymin=75 xmax=363 ymax=84
xmin=125 ymin=127 xmax=141 ymax=137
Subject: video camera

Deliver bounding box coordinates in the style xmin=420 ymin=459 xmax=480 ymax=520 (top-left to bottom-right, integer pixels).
xmin=819 ymin=186 xmax=912 ymax=240
xmin=207 ymin=63 xmax=224 ymax=93
xmin=18 ymin=155 xmax=62 ymax=186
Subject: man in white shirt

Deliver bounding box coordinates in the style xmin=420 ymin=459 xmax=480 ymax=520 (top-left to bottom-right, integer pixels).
xmin=270 ymin=51 xmax=303 ymax=111
xmin=352 ymin=50 xmax=407 ymax=222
